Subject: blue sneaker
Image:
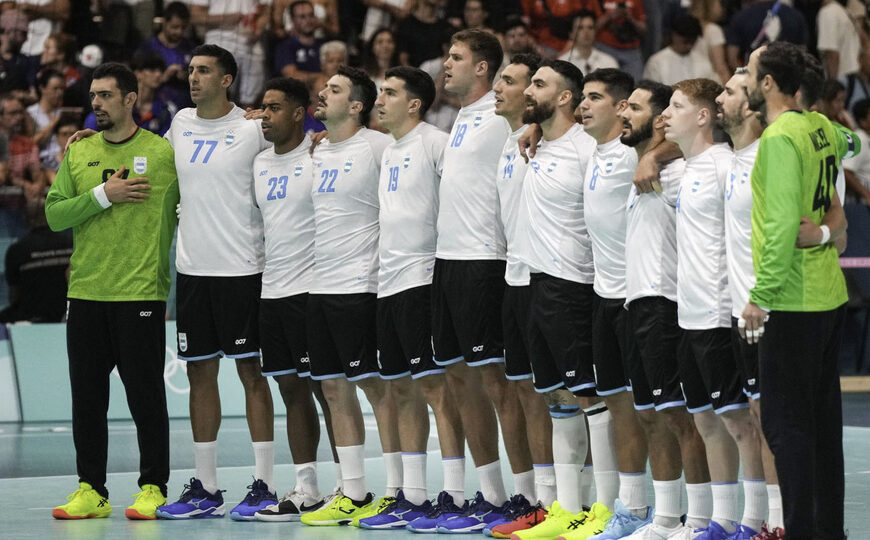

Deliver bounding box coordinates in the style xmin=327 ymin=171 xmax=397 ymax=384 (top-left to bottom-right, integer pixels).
xmin=406 ymin=491 xmax=467 ymax=533
xmin=726 ymin=524 xmax=758 ymax=539
xmin=690 ymin=520 xmax=734 ymax=540
xmin=156 ymin=478 xmax=225 ymax=519
xmin=229 ymin=479 xmax=278 ymax=521
xmin=359 ymin=490 xmax=432 ymax=529
xmin=482 ymin=493 xmax=533 ymax=537
xmin=587 ymin=499 xmax=652 ymax=539
xmin=437 ymin=491 xmax=508 ymax=534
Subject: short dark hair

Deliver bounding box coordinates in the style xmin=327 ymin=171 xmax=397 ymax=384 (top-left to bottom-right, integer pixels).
xmin=822 ymin=78 xmax=846 ymax=103
xmin=385 ymin=66 xmax=436 ymax=117
xmin=635 ymin=79 xmax=673 ymax=116
xmin=582 ymin=68 xmax=635 ymax=102
xmin=163 ymin=1 xmax=190 ymax=22
xmin=502 ymin=15 xmax=528 ymax=34
xmin=854 ymin=98 xmax=870 ymax=123
xmin=572 ymin=9 xmax=597 ymax=24
xmin=191 ymin=43 xmax=238 ymax=82
xmin=799 ymin=50 xmax=825 ymax=107
xmin=541 ymin=59 xmax=585 ymax=109
xmin=337 ymin=64 xmax=377 ymax=126
xmin=509 ymin=52 xmax=542 ymax=82
xmin=131 ymin=50 xmax=166 ymax=72
xmin=53 ymin=113 xmax=81 ymax=134
xmin=756 ymin=41 xmax=804 ymax=97
xmin=671 ymin=15 xmax=702 ymax=40
xmin=36 ymin=68 xmax=63 ymax=90
xmin=452 ymin=29 xmax=503 ymax=83
xmin=92 ymin=62 xmax=138 ymax=98
xmin=289 ymin=0 xmax=313 ymax=17
xmin=263 ymin=77 xmax=310 ymax=108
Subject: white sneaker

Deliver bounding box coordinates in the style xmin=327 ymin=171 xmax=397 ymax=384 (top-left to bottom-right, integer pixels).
xmin=626 ymin=522 xmax=687 ymax=539
xmin=667 ymin=524 xmax=702 ymax=539
xmin=254 ymin=489 xmax=326 ymax=522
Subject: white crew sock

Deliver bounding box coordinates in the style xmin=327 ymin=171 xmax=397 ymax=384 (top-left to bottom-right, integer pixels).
xmin=534 ymin=464 xmax=557 ymax=506
xmin=551 ymin=407 xmax=587 ymax=513
xmin=336 ymin=445 xmax=366 ymax=501
xmin=619 ymin=472 xmax=648 ymax=512
xmin=685 ymin=482 xmax=713 ymax=529
xmin=333 ymin=461 xmax=343 ymax=492
xmin=580 ymin=464 xmax=595 ymax=507
xmin=403 ymin=452 xmax=428 ymax=505
xmin=767 ymin=484 xmax=784 ymax=529
xmin=294 ymin=462 xmax=320 ymax=497
xmin=711 ymin=482 xmax=739 ymax=532
xmin=585 ymin=405 xmax=619 ymax=509
xmin=384 ymin=451 xmax=403 ymax=497
xmin=193 ymin=441 xmax=218 ymax=495
xmin=477 ymin=460 xmax=507 ymax=504
xmin=742 ymin=479 xmax=767 ymax=532
xmin=252 ymin=441 xmax=275 ymax=492
xmin=514 ymin=470 xmax=535 ymax=502
xmin=443 ymin=456 xmax=465 ymax=503
xmin=652 ymin=478 xmax=683 ymax=528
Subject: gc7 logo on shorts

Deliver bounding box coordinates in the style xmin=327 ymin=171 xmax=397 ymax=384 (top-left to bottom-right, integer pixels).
xmin=565 ymin=370 xmax=576 ymax=377
xmin=410 ymin=357 xmax=421 ymax=365
xmin=139 ymin=311 xmax=152 ymax=317
xmin=235 ymin=338 xmax=246 ymax=345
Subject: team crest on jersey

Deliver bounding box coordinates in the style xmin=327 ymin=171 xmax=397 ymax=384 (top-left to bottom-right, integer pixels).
xmin=294 ymin=165 xmax=304 ymax=177
xmin=224 ymin=130 xmax=236 ymax=145
xmin=531 ymin=161 xmax=540 ymax=172
xmin=343 ymin=159 xmax=354 ymax=173
xmin=604 ymin=161 xmax=614 ymax=174
xmin=403 ymin=156 xmax=411 ymax=169
xmin=546 ymin=162 xmax=557 ymax=173
xmin=473 ymin=115 xmax=482 ymax=127
xmin=178 ymin=332 xmax=188 ymax=352
xmin=133 ymin=156 xmax=147 ymax=174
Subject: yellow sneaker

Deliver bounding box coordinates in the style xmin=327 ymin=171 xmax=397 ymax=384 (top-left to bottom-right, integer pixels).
xmin=512 ymin=500 xmax=588 ymax=539
xmin=300 ymin=490 xmax=374 ymax=526
xmin=350 ymin=495 xmax=396 ymax=527
xmin=126 ymin=484 xmax=167 ymax=520
xmin=557 ymin=502 xmax=614 ymax=539
xmin=52 ymin=482 xmax=112 ymax=520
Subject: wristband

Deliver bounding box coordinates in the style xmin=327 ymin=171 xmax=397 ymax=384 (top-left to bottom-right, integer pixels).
xmin=819 ymin=224 xmax=831 ymax=245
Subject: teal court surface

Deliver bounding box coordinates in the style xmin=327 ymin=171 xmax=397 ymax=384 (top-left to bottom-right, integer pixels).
xmin=2 ymin=396 xmax=870 ymax=539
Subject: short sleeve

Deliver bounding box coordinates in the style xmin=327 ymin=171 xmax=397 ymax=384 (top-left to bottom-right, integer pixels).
xmin=817 ymin=8 xmax=840 ymax=51
xmin=704 ymin=23 xmax=725 ymax=47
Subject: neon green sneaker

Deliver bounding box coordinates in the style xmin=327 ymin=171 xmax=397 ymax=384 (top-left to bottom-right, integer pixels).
xmin=52 ymin=482 xmax=112 ymax=520
xmin=126 ymin=484 xmax=167 ymax=520
xmin=300 ymin=490 xmax=374 ymax=526
xmin=350 ymin=495 xmax=396 ymax=527
xmin=512 ymin=500 xmax=588 ymax=539
xmin=558 ymin=502 xmax=614 ymax=539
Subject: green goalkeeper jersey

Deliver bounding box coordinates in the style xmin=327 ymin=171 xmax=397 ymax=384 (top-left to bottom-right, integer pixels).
xmin=749 ymin=110 xmax=857 ymax=312
xmin=45 ymin=129 xmax=179 ymax=302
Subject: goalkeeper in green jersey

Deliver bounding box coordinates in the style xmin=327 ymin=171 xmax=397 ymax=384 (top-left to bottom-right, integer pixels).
xmin=743 ymin=42 xmax=853 ymax=539
xmin=45 ymin=62 xmax=179 ymax=521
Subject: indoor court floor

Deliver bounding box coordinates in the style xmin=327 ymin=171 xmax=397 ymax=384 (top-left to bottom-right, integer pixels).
xmin=2 ymin=396 xmax=870 ymax=539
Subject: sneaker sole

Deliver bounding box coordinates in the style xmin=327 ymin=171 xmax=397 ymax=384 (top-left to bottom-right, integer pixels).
xmin=301 ymin=518 xmax=352 ymax=526
xmin=406 ymin=525 xmax=439 ymax=533
xmin=125 ymin=508 xmax=157 ymax=520
xmin=254 ymin=511 xmax=301 ymax=522
xmin=156 ymin=505 xmax=226 ymax=519
xmin=360 ymin=520 xmax=411 ymax=530
xmin=52 ymin=509 xmax=110 ymax=520
xmin=229 ymin=512 xmax=257 ymax=521
xmin=438 ymin=524 xmax=489 ymax=534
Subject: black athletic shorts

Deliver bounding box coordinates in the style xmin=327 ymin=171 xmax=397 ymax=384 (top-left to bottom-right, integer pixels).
xmin=679 ymin=327 xmax=749 ymax=414
xmin=378 ymin=285 xmax=443 ymax=380
xmin=527 ymin=273 xmax=596 ymax=396
xmin=432 ymin=258 xmax=505 ymax=367
xmin=730 ymin=317 xmax=760 ymax=399
xmin=502 ymin=285 xmax=533 ymax=381
xmin=307 ymin=293 xmax=379 ymax=381
xmin=593 ymin=295 xmax=655 ymax=409
xmin=628 ymin=296 xmax=686 ymax=411
xmin=259 ymin=294 xmax=311 ymax=377
xmin=176 ymin=273 xmax=261 ymax=361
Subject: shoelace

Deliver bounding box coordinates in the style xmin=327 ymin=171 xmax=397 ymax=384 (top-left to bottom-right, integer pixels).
xmin=131 ymin=486 xmax=161 ymax=501
xmin=278 ymin=489 xmax=301 ymax=503
xmin=242 ymin=484 xmax=273 ymax=505
xmin=603 ymin=510 xmax=634 ymax=528
xmin=460 ymin=496 xmax=494 ymax=517
xmin=66 ymin=487 xmax=89 ymax=502
xmin=501 ymin=495 xmax=532 ymax=521
xmin=177 ymin=480 xmax=224 ymax=503
xmin=424 ymin=495 xmax=461 ymax=518
xmin=515 ymin=502 xmax=544 ymax=522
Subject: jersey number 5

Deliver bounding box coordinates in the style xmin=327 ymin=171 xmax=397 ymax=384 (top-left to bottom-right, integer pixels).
xmin=813 ymin=155 xmax=837 ymax=212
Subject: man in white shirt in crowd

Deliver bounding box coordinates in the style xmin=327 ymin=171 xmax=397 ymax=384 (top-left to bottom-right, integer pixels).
xmin=560 ymin=10 xmax=619 ymax=75
xmin=662 ymin=78 xmax=763 ymax=538
xmin=817 ymin=0 xmax=861 ymax=79
xmin=643 ymin=15 xmax=715 ymax=86
xmin=844 ymin=98 xmax=870 ymax=205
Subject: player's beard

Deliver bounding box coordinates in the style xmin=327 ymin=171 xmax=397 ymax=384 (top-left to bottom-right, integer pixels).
xmin=523 ymin=100 xmax=555 ymax=125
xmin=747 ymin=86 xmax=766 ymax=117
xmin=620 ymin=118 xmax=653 ymax=148
xmin=95 ymin=114 xmax=114 ymax=131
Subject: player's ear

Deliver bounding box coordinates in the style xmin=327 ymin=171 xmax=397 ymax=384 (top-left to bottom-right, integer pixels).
xmin=124 ymin=91 xmax=138 ymax=109
xmin=293 ymin=105 xmax=305 ymax=122
xmin=408 ymin=97 xmax=422 ymax=116
xmin=221 ymin=73 xmax=234 ymax=90
xmin=652 ymin=114 xmax=666 ymax=130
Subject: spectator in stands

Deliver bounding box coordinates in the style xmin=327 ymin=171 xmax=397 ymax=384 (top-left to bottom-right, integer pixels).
xmin=190 ymin=0 xmax=270 ymax=106
xmin=396 ymin=0 xmax=453 ymax=67
xmin=643 ymin=15 xmax=715 ymax=87
xmin=594 ymin=0 xmax=647 ymax=79
xmin=843 ymin=47 xmax=870 ymax=118
xmin=60 ymin=43 xmax=102 ymax=111
xmin=0 ymin=95 xmax=46 ymax=214
xmin=559 ymin=10 xmax=618 ymax=73
xmin=689 ymin=0 xmax=730 ymax=83
xmin=522 ymin=0 xmax=597 ymax=57
xmin=725 ymin=0 xmax=808 ymax=71
xmin=310 ymin=39 xmax=346 ymax=105
xmin=27 ymin=69 xmax=72 ymax=170
xmin=819 ymin=78 xmax=854 ymax=130
xmin=844 ymin=98 xmax=870 ymax=206
xmin=272 ymin=0 xmax=339 ymax=39
xmin=500 ymin=17 xmax=535 ymax=68
xmin=274 ymin=1 xmax=324 ymax=87
xmin=37 ymin=33 xmax=80 ymax=89
xmin=362 ymin=28 xmax=399 ymax=92
xmin=42 ymin=113 xmax=77 ymax=183
xmin=818 ymin=0 xmax=861 ymax=80
xmin=360 ymin=0 xmax=408 ymax=42
xmin=0 ymin=209 xmax=71 ymax=323
xmin=137 ymin=2 xmax=194 ymax=109
xmin=11 ymin=0 xmax=69 ymax=65
xmin=461 ymin=0 xmax=494 ymax=32
xmin=0 ymin=9 xmax=31 ymax=96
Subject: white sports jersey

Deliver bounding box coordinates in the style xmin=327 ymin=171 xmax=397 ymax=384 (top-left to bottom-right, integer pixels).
xmin=167 ymin=106 xmax=270 ymax=276
xmin=584 ymin=137 xmax=638 ymax=298
xmin=378 ymin=122 xmax=447 ymax=298
xmin=436 ymin=91 xmax=512 ymax=260
xmin=515 ymin=123 xmax=597 ymax=284
xmin=724 ymin=139 xmax=759 ymax=318
xmin=497 ymin=126 xmax=532 ymax=287
xmin=676 ymin=143 xmax=732 ymax=330
xmin=253 ymin=137 xmax=315 ymax=299
xmin=625 ymin=158 xmax=684 ymax=305
xmin=189 ymin=0 xmax=271 ymax=52
xmin=310 ymin=128 xmax=392 ymax=294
